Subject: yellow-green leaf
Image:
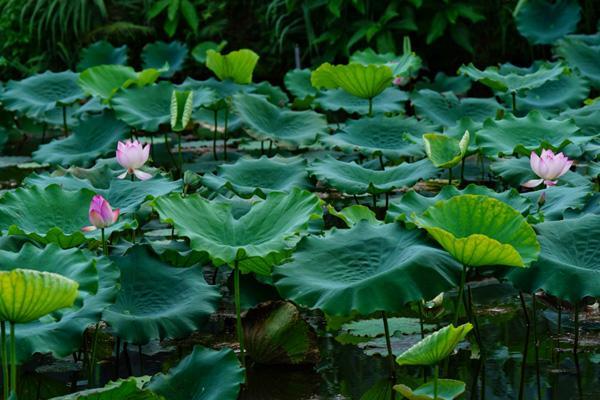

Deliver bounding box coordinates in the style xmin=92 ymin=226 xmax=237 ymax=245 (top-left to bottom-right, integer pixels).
xmin=206 ymin=49 xmax=259 ymax=84
xmin=311 ymin=63 xmax=393 ymax=99
xmin=396 ymin=323 xmax=473 ymax=366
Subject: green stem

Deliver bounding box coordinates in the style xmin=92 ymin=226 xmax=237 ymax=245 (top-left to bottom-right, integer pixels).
xmin=368 ymin=97 xmax=373 ymax=117
xmin=573 ymin=303 xmax=579 ymax=354
xmin=177 ymin=132 xmax=183 ymax=176
xmin=378 ymin=154 xmax=385 ymax=170
xmin=511 ymin=91 xmax=517 ymax=113
xmin=433 ymin=364 xmax=439 ymax=400
xmin=532 ymin=295 xmax=541 ymax=400
xmin=62 ymin=105 xmax=69 ymax=136
xmin=556 ymin=304 xmax=561 ymax=367
xmin=460 ymin=157 xmax=465 ymax=185
xmin=448 ymin=168 xmax=453 ymax=185
xmin=381 ymin=311 xmax=396 ymax=382
xmin=101 ymin=228 xmax=108 ymax=256
xmin=417 ymin=302 xmax=425 ymax=339
xmin=89 ymin=322 xmax=100 ymax=387
xmin=212 ymin=109 xmax=218 ymax=161
xmin=163 ymin=132 xmax=177 ymax=170
xmin=223 ymin=107 xmax=229 ymax=161
xmin=233 ymin=260 xmax=246 ymax=373
xmin=10 ymin=322 xmax=16 ymax=397
xmin=453 ymin=264 xmax=467 ymax=325
xmin=1 ymin=321 xmax=8 ymax=400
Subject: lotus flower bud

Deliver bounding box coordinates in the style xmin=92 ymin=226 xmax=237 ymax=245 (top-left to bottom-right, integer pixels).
xmin=116 ymin=139 xmax=152 ymax=180
xmin=393 ymin=76 xmax=408 ymax=86
xmin=82 ymin=195 xmax=119 ymax=231
xmin=522 ymin=149 xmax=573 ymax=188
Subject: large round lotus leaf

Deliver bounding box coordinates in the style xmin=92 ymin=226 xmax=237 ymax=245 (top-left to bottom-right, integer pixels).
xmin=0 ymin=269 xmax=78 ymax=323
xmin=411 ymin=89 xmax=502 ymax=127
xmin=323 ymin=115 xmax=435 ymax=159
xmin=522 ymin=185 xmax=593 ymax=221
xmin=202 ymin=155 xmax=310 ymax=198
xmin=233 ymin=93 xmax=327 ymax=148
xmin=423 ymin=131 xmax=469 ymax=169
xmin=0 ymin=71 xmax=85 ymax=118
xmin=394 ymin=379 xmax=466 ymax=400
xmin=146 ymin=346 xmax=244 ymax=400
xmin=142 ymin=41 xmax=188 ymax=78
xmin=52 ymin=377 xmax=159 ymax=400
xmin=414 ymin=72 xmax=472 ymax=95
xmin=77 ymin=65 xmax=160 ymax=100
xmin=273 ymin=221 xmax=461 ymax=316
xmin=515 ymin=0 xmax=581 ymax=45
xmin=489 ymin=156 xmax=589 ymax=189
xmin=284 ymin=69 xmax=318 ymax=100
xmin=311 ymin=63 xmax=393 ymax=99
xmin=386 ymin=184 xmax=532 ymax=222
xmin=0 ymin=185 xmax=137 ymax=248
xmin=476 ymin=111 xmax=583 ymax=157
xmin=103 ymin=246 xmax=220 ymax=344
xmin=32 ymin=112 xmax=127 ymax=167
xmin=77 ymin=41 xmax=128 ymax=71
xmin=152 ymin=189 xmax=323 ymax=274
xmin=206 ymin=49 xmax=259 ymax=84
xmin=307 ymin=156 xmax=437 ymax=195
xmin=0 ymin=244 xmax=119 ymax=363
xmin=507 ymin=214 xmax=600 ymax=303
xmin=555 ymin=37 xmax=600 ymax=88
xmin=112 ymin=82 xmax=173 ymax=131
xmin=315 ymin=87 xmax=408 ymax=115
xmin=413 ymin=195 xmax=540 ymax=267
xmin=458 ymin=62 xmax=565 ymax=92
xmin=507 ymin=72 xmax=590 ymax=111
xmin=396 ymin=323 xmax=472 ymax=366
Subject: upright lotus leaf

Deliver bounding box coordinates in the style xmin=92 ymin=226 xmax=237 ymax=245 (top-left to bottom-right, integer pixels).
xmin=555 ymin=36 xmax=600 ymax=88
xmin=32 ymin=112 xmax=127 ymax=167
xmin=191 ymin=40 xmax=227 ymax=63
xmin=307 ymin=156 xmax=437 ymax=195
xmin=202 ymin=155 xmax=311 ymax=198
xmin=206 ymin=48 xmax=259 ymax=84
xmin=142 ymin=41 xmax=188 ymax=78
xmin=152 ymin=188 xmax=323 ymax=274
xmin=458 ymin=62 xmax=566 ymax=93
xmin=323 ymin=115 xmax=436 ymax=160
xmin=147 ymin=346 xmax=244 ymax=399
xmin=170 ymin=90 xmax=194 ymax=131
xmin=476 ymin=111 xmax=583 ymax=157
xmin=507 ymin=214 xmax=600 ymax=303
xmin=273 ymin=222 xmax=462 ymax=316
xmin=393 ymin=380 xmax=466 ymax=400
xmin=515 ymin=0 xmax=581 ymax=45
xmin=0 ymin=185 xmax=136 ymax=248
xmin=423 ymin=131 xmax=469 ymax=168
xmin=413 ymin=195 xmax=540 ymax=267
xmin=315 ymin=87 xmax=408 ymax=115
xmin=233 ymin=93 xmax=327 ymax=148
xmin=52 ymin=377 xmax=159 ymax=399
xmin=396 ymin=323 xmax=472 ymax=366
xmin=1 ymin=71 xmax=85 ymax=118
xmin=103 ymin=246 xmax=220 ymax=344
xmin=0 ymin=244 xmax=119 ymax=363
xmin=77 ymin=41 xmax=128 ymax=71
xmin=311 ymin=63 xmax=393 ymax=100
xmin=112 ymin=81 xmax=173 ymax=131
xmin=284 ymin=69 xmax=318 ymax=101
xmin=387 ymin=184 xmax=532 ymax=223
xmin=411 ymin=90 xmax=502 ymax=126
xmin=0 ymin=269 xmax=78 ymax=323
xmin=77 ymin=65 xmax=161 ymax=100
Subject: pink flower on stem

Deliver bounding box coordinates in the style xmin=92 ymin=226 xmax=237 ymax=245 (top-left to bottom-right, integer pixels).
xmin=116 ymin=140 xmax=152 ymax=180
xmin=82 ymin=195 xmax=119 ymax=232
xmin=522 ymin=149 xmax=573 ymax=188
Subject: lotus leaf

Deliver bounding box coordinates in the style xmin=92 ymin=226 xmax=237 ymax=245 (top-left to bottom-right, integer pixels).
xmin=414 ymin=72 xmax=472 ymax=95
xmin=112 ymin=82 xmax=173 ymax=131
xmin=308 ymin=156 xmax=437 ymax=195
xmin=341 ymin=318 xmax=436 ymax=338
xmin=490 ymin=156 xmax=589 ymax=188
xmin=206 ymin=48 xmax=259 ymax=84
xmin=522 ymin=185 xmax=593 ymax=220
xmin=396 ymin=323 xmax=472 ymax=366
xmin=202 ymin=155 xmax=310 ymax=198
xmin=191 ymin=40 xmax=227 ymax=63
xmin=146 ymin=346 xmax=244 ymax=400
xmin=77 ymin=41 xmax=128 ymax=71
xmin=170 ymin=90 xmax=194 ymax=131
xmin=273 ymin=221 xmax=462 ymax=316
xmin=52 ymin=377 xmax=158 ymax=399
xmin=560 ymin=101 xmax=600 ymax=136
xmin=555 ymin=36 xmax=600 ymax=88
xmin=411 ymin=90 xmax=502 ymax=126
xmin=328 ymin=205 xmax=380 ymax=227
xmin=393 ymin=380 xmax=466 ymax=400
xmin=103 ymin=246 xmax=220 ymax=344
xmin=413 ymin=195 xmax=540 ymax=267
xmin=458 ymin=62 xmax=565 ymax=93
xmin=233 ymin=93 xmax=327 ymax=148
xmin=77 ymin=65 xmax=160 ymax=100
xmin=311 ymin=63 xmax=393 ymax=100
xmin=142 ymin=41 xmax=188 ymax=77
xmin=515 ymin=0 xmax=581 ymax=45
xmin=284 ymin=69 xmax=318 ymax=100
xmin=423 ymin=131 xmax=469 ymax=168
xmin=179 ymin=77 xmax=250 ymax=101
xmin=152 ymin=188 xmax=323 ymax=274
xmin=315 ymin=87 xmax=408 ymax=115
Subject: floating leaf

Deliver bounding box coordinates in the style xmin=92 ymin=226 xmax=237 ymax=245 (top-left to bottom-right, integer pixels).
xmin=308 ymin=156 xmax=437 ymax=195
xmin=515 ymin=0 xmax=581 ymax=45
xmin=411 ymin=90 xmax=502 ymax=126
xmin=142 ymin=41 xmax=188 ymax=78
xmin=170 ymin=90 xmax=194 ymax=131
xmin=112 ymin=82 xmax=173 ymax=131
xmin=522 ymin=185 xmax=593 ymax=220
xmin=206 ymin=49 xmax=259 ymax=84
xmin=146 ymin=346 xmax=244 ymax=400
xmin=77 ymin=65 xmax=160 ymax=100
xmin=396 ymin=323 xmax=472 ymax=366
xmin=273 ymin=222 xmax=461 ymax=316
xmin=52 ymin=377 xmax=158 ymax=399
xmin=77 ymin=41 xmax=128 ymax=71
xmin=152 ymin=189 xmax=322 ymax=274
xmin=311 ymin=63 xmax=393 ymax=99
xmin=341 ymin=318 xmax=436 ymax=338
xmin=413 ymin=195 xmax=540 ymax=267
xmin=315 ymin=87 xmax=408 ymax=115
xmin=394 ymin=380 xmax=466 ymax=400
xmin=233 ymin=93 xmax=327 ymax=148
xmin=103 ymin=246 xmax=220 ymax=344
xmin=423 ymin=131 xmax=469 ymax=168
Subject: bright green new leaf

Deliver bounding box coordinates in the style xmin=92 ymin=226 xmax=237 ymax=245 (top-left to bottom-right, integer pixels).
xmin=311 ymin=63 xmax=393 ymax=99
xmin=170 ymin=90 xmax=194 ymax=131
xmin=77 ymin=65 xmax=161 ymax=100
xmin=423 ymin=131 xmax=469 ymax=168
xmin=0 ymin=269 xmax=78 ymax=324
xmin=396 ymin=323 xmax=473 ymax=366
xmin=394 ymin=379 xmax=466 ymax=400
xmin=206 ymin=48 xmax=259 ymax=84
xmin=413 ymin=195 xmax=540 ymax=267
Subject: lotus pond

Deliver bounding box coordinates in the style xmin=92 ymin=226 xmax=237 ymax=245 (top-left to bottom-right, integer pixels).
xmin=0 ymin=2 xmax=599 ymax=400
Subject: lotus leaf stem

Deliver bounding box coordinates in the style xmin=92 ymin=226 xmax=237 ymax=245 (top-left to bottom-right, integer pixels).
xmin=448 ymin=168 xmax=453 ymax=185
xmin=556 ymin=304 xmax=562 ymax=366
xmin=453 ymin=264 xmax=467 ymax=325
xmin=378 ymin=154 xmax=385 ymax=170
xmin=9 ymin=322 xmax=16 ymax=397
xmin=381 ymin=311 xmax=395 ymax=382
xmin=223 ymin=107 xmax=229 ymax=161
xmin=177 ymin=132 xmax=183 ymax=176
xmin=433 ymin=363 xmax=439 ymax=399
xmin=101 ymin=228 xmax=108 ymax=256
xmin=212 ymin=109 xmax=219 ymax=161
xmin=62 ymin=105 xmax=69 ymax=137
xmin=511 ymin=91 xmax=517 ymax=113
xmin=460 ymin=158 xmax=465 ymax=185
xmin=163 ymin=132 xmax=177 ymax=170
xmin=1 ymin=321 xmax=8 ymax=400
xmin=268 ymin=140 xmax=273 ymax=156
xmin=88 ymin=321 xmax=100 ymax=387
xmin=573 ymin=303 xmax=579 ymax=354
xmin=114 ymin=337 xmax=121 ymax=379
xmin=518 ymin=291 xmax=530 ymax=400
xmin=368 ymin=97 xmax=373 ymax=117
xmin=233 ymin=259 xmax=246 ymax=373
xmin=138 ymin=345 xmax=143 ymax=374
xmin=532 ymin=295 xmax=541 ymax=400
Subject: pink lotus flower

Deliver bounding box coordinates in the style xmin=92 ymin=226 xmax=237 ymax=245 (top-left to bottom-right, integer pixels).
xmin=393 ymin=76 xmax=408 ymax=86
xmin=82 ymin=195 xmax=119 ymax=232
xmin=522 ymin=149 xmax=573 ymax=188
xmin=116 ymin=140 xmax=152 ymax=180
